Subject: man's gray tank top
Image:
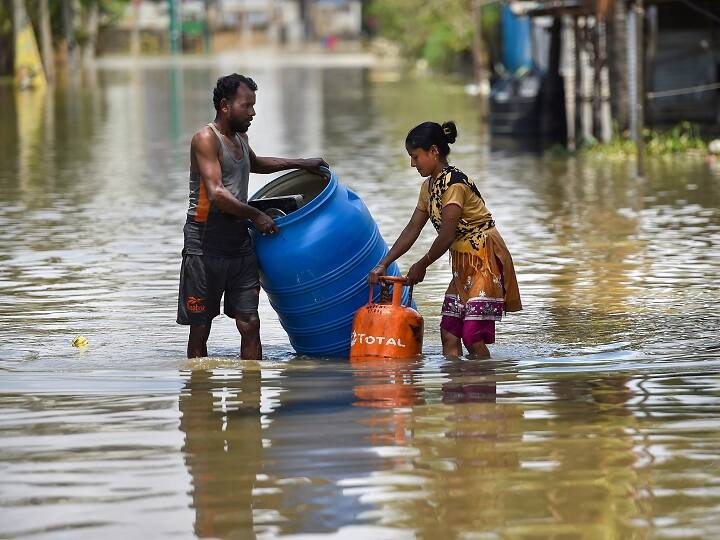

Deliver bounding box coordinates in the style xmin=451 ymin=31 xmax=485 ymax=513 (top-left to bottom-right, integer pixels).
xmin=183 ymin=123 xmax=253 ymax=256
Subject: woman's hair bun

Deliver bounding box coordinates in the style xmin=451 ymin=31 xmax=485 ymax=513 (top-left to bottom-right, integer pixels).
xmin=441 ymin=121 xmax=458 ymax=144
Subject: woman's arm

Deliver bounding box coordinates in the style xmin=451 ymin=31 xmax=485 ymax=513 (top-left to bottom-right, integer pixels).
xmin=368 ymin=208 xmax=429 ymax=283
xmin=406 ymin=203 xmax=462 ymax=285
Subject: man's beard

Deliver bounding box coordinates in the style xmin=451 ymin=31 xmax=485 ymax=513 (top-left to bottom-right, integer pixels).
xmin=230 ymin=119 xmax=250 ymax=133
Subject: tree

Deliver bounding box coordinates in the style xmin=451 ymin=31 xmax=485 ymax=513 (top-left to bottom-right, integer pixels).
xmin=0 ymin=0 xmax=14 ymax=75
xmin=367 ymin=0 xmax=500 ymax=73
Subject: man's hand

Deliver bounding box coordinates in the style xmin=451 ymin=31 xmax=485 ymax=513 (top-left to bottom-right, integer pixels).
xmin=298 ymin=158 xmax=329 ymax=174
xmin=253 ymin=212 xmax=279 ymax=235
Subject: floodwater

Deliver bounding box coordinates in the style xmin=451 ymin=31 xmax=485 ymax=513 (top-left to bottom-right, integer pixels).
xmin=1 ymin=58 xmax=720 ymax=539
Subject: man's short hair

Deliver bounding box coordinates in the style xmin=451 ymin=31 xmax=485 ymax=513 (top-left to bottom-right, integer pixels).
xmin=213 ymin=74 xmax=258 ymax=111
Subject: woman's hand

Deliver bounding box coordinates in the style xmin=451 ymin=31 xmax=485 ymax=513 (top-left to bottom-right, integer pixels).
xmin=406 ymin=260 xmax=428 ymax=285
xmin=367 ymin=263 xmax=387 ymax=284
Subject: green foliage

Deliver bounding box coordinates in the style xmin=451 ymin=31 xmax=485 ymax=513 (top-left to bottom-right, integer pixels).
xmin=479 ymin=4 xmax=501 ymax=73
xmin=0 ymin=0 xmax=15 ymax=75
xmin=97 ymin=0 xmax=130 ymax=25
xmin=368 ymin=0 xmax=480 ymax=71
xmin=581 ymin=122 xmax=709 ymax=158
xmin=0 ymin=0 xmax=129 ymax=74
xmin=0 ymin=0 xmax=11 ymax=35
xmin=422 ymin=23 xmax=454 ymax=68
xmin=645 ymin=122 xmax=708 ymax=155
xmin=547 ymin=143 xmax=573 ymax=158
xmin=5 ymin=0 xmax=129 ymax=45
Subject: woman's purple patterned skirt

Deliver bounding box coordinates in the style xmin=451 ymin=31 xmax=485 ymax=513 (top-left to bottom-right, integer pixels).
xmin=440 ymin=294 xmax=504 ymax=346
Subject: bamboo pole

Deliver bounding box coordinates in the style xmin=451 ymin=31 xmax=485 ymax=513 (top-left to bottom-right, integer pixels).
xmin=574 ymin=18 xmax=582 ymax=145
xmin=130 ymin=0 xmax=141 ymax=56
xmin=599 ymin=18 xmax=612 ymax=142
xmin=168 ymin=0 xmax=180 ymax=54
xmin=563 ymin=15 xmax=577 ymax=151
xmin=608 ymin=0 xmax=629 ymax=133
xmin=61 ymin=0 xmax=77 ymax=70
xmin=38 ymin=0 xmax=53 ymax=83
xmin=592 ymin=17 xmax=602 ymax=141
xmin=634 ymin=0 xmax=645 ymax=177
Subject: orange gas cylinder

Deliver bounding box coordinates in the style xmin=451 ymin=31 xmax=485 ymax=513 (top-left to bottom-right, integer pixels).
xmin=350 ymin=276 xmax=423 ymax=359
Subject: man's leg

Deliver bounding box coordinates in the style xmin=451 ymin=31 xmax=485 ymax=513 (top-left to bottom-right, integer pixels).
xmin=235 ymin=312 xmax=261 ymax=359
xmin=178 ymin=253 xmax=221 ymax=358
xmin=225 ymin=252 xmax=262 ymax=360
xmin=188 ymin=324 xmax=212 ymax=359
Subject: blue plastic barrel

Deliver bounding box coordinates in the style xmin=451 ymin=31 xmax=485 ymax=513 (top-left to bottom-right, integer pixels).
xmin=501 ymin=4 xmax=532 ymax=74
xmin=250 ymin=168 xmax=411 ymax=357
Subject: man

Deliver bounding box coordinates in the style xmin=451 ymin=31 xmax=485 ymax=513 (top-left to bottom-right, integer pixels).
xmin=178 ymin=73 xmax=327 ymax=359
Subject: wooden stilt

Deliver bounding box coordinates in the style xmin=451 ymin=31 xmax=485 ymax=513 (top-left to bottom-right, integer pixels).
xmin=634 ymin=0 xmax=645 ymax=177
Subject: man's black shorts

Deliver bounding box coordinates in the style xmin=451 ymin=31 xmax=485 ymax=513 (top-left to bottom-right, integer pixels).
xmin=177 ymin=252 xmax=260 ymax=325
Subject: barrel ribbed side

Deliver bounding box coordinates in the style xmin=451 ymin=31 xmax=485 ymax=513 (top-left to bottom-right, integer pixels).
xmin=251 ymin=169 xmax=412 ymax=357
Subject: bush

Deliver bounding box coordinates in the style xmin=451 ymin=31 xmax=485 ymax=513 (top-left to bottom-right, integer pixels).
xmin=581 ymin=122 xmax=709 ymax=158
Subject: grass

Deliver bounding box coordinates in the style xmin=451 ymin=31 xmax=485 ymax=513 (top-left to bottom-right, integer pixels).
xmin=580 ymin=122 xmax=709 ymax=159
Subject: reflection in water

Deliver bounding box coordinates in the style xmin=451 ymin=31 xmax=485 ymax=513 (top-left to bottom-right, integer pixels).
xmin=344 ymin=359 xmax=656 ymax=537
xmin=260 ymin=363 xmax=380 ymax=536
xmin=179 ymin=368 xmax=262 ymax=539
xmin=15 ymin=88 xmax=47 ymax=194
xmin=405 ymin=361 xmax=524 ymax=537
xmin=441 ymin=358 xmax=497 ymax=403
xmin=352 ymin=358 xmax=425 ymax=409
xmin=351 ymin=358 xmax=424 ymax=446
xmin=536 ymin=375 xmax=644 ymax=535
xmin=169 ymin=66 xmax=184 ymax=143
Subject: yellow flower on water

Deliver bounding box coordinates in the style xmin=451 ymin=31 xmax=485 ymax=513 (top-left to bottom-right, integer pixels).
xmin=72 ymin=336 xmax=88 ymax=348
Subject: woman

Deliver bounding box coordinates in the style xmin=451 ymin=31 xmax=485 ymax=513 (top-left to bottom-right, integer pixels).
xmin=368 ymin=121 xmax=522 ymax=358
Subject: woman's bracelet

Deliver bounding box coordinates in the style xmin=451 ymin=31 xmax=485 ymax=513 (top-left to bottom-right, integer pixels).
xmin=423 ymin=253 xmax=432 ymax=265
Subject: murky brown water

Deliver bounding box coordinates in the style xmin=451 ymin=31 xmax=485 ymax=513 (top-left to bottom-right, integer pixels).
xmin=1 ymin=59 xmax=720 ymax=538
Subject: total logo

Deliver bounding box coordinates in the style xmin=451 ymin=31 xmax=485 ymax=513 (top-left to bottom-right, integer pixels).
xmin=351 ymin=332 xmax=406 ymax=347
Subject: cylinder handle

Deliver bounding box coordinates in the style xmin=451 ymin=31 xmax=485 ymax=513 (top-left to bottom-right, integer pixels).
xmin=367 ymin=275 xmax=413 ymax=307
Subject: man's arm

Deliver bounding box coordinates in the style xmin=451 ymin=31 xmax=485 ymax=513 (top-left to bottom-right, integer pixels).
xmin=244 ymin=137 xmax=328 ymax=174
xmin=192 ymin=129 xmax=278 ymax=234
